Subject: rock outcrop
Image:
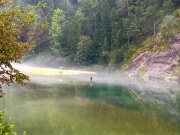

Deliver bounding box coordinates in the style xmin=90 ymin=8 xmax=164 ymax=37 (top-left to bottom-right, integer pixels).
xmin=127 ymin=33 xmax=180 ymax=81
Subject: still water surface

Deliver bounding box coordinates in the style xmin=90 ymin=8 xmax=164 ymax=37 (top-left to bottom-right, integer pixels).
xmin=0 ymin=74 xmax=180 ymax=135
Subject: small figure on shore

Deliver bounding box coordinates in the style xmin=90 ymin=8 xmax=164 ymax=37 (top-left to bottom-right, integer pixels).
xmin=59 ymin=67 xmax=63 ymax=73
xmin=58 ymin=67 xmax=63 ymax=82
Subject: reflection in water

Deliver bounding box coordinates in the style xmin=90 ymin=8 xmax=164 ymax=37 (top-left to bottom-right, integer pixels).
xmin=125 ymin=77 xmax=180 ymax=126
xmin=0 ymin=74 xmax=180 ymax=135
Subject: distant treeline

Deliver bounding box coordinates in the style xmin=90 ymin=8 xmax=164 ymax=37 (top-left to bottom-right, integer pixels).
xmin=19 ymin=0 xmax=180 ymax=66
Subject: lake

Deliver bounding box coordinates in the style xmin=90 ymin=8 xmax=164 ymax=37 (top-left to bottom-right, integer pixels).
xmin=0 ymin=73 xmax=180 ymax=135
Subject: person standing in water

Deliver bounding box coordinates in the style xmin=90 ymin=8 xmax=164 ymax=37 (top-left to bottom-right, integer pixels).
xmin=90 ymin=75 xmax=92 ymax=82
xmin=90 ymin=75 xmax=93 ymax=86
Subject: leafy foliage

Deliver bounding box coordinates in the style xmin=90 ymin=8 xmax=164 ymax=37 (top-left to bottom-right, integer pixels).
xmin=160 ymin=7 xmax=180 ymax=44
xmin=0 ymin=0 xmax=42 ymax=95
xmin=75 ymin=35 xmax=92 ymax=64
xmin=49 ymin=8 xmax=65 ymax=55
xmin=0 ymin=111 xmax=16 ymax=135
xmin=98 ymin=38 xmax=109 ymax=64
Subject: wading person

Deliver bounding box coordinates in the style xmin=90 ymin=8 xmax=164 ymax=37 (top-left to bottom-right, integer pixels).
xmin=90 ymin=75 xmax=93 ymax=86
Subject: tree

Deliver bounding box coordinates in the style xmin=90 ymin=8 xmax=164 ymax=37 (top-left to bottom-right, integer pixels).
xmin=49 ymin=8 xmax=65 ymax=55
xmin=160 ymin=15 xmax=175 ymax=44
xmin=127 ymin=22 xmax=141 ymax=43
xmin=98 ymin=37 xmax=109 ymax=64
xmin=172 ymin=0 xmax=180 ymax=7
xmin=160 ymin=7 xmax=180 ymax=44
xmin=173 ymin=8 xmax=180 ymax=31
xmin=95 ymin=0 xmax=113 ymax=44
xmin=75 ymin=35 xmax=92 ymax=64
xmin=78 ymin=0 xmax=96 ymax=37
xmin=0 ymin=0 xmax=42 ymax=96
xmin=67 ymin=8 xmax=84 ymax=59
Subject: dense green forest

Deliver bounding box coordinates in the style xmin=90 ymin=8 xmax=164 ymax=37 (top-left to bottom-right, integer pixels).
xmin=18 ymin=0 xmax=180 ymax=67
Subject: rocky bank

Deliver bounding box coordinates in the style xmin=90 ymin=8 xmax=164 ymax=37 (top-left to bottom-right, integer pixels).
xmin=127 ymin=33 xmax=180 ymax=81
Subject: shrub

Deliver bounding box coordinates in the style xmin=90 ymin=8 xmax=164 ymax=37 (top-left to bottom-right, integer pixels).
xmin=0 ymin=111 xmax=16 ymax=135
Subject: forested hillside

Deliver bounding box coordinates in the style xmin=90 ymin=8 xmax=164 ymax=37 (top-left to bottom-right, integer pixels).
xmin=17 ymin=0 xmax=180 ymax=68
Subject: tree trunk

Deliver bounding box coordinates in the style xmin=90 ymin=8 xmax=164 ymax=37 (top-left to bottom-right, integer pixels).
xmin=154 ymin=21 xmax=156 ymax=36
xmin=127 ymin=0 xmax=129 ymax=16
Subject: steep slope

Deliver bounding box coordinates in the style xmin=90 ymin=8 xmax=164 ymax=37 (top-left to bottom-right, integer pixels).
xmin=127 ymin=33 xmax=180 ymax=81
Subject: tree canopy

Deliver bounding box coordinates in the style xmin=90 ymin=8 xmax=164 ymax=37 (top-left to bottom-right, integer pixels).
xmin=13 ymin=0 xmax=180 ymax=67
xmin=0 ymin=0 xmax=43 ymax=96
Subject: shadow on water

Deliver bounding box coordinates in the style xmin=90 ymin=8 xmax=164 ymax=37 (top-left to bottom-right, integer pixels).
xmin=0 ymin=74 xmax=180 ymax=135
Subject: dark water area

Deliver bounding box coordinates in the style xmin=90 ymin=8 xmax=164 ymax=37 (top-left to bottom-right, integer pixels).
xmin=0 ymin=74 xmax=180 ymax=135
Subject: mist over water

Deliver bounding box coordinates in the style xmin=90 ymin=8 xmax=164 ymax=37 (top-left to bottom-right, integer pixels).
xmin=1 ymin=62 xmax=180 ymax=134
xmin=12 ymin=62 xmax=180 ymax=109
xmin=12 ymin=62 xmax=180 ymax=107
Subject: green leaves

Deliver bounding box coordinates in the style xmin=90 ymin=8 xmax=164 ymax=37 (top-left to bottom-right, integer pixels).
xmin=49 ymin=8 xmax=65 ymax=55
xmin=0 ymin=111 xmax=16 ymax=135
xmin=0 ymin=0 xmax=38 ymax=90
xmin=127 ymin=22 xmax=141 ymax=41
xmin=37 ymin=2 xmax=45 ymax=8
xmin=98 ymin=38 xmax=109 ymax=64
xmin=159 ymin=9 xmax=180 ymax=43
xmin=75 ymin=36 xmax=92 ymax=64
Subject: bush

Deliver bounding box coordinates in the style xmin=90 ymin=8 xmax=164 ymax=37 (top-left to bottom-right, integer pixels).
xmin=0 ymin=111 xmax=16 ymax=135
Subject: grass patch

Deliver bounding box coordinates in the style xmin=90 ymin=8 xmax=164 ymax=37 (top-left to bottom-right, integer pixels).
xmin=22 ymin=67 xmax=97 ymax=76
